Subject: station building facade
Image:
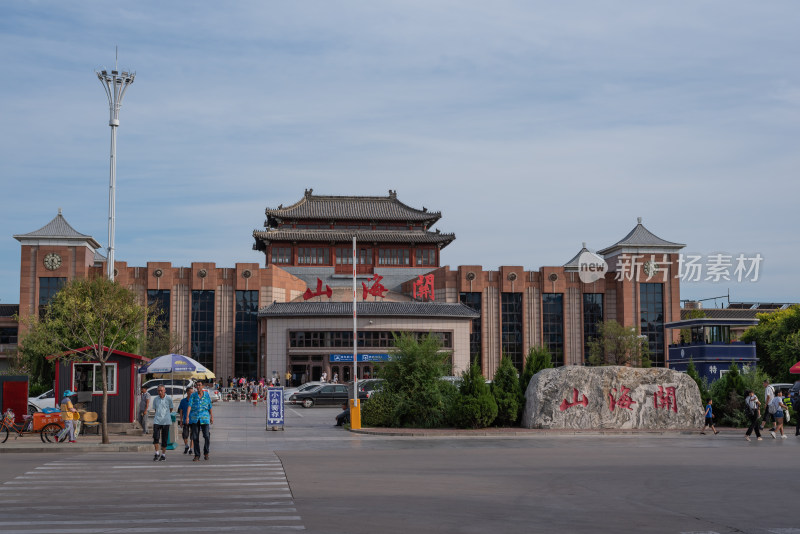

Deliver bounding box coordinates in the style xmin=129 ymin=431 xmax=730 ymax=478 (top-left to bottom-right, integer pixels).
xmin=11 ymin=190 xmax=685 ymax=383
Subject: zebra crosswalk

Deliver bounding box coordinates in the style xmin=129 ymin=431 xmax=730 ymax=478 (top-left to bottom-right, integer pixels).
xmin=0 ymin=453 xmax=304 ymax=533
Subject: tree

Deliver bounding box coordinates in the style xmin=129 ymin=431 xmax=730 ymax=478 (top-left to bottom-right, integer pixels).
xmin=710 ymin=363 xmax=769 ymax=427
xmin=492 ymin=356 xmax=522 ymax=426
xmin=452 ymin=361 xmax=497 ymax=428
xmin=587 ymin=320 xmax=651 ymax=367
xmin=741 ymin=305 xmax=800 ymax=382
xmin=520 ymin=346 xmax=552 ymax=394
xmin=377 ymin=333 xmax=453 ymax=428
xmin=141 ymin=326 xmax=186 ymax=359
xmin=17 ymin=276 xmax=151 ymax=443
xmin=685 ymin=359 xmax=710 ymax=404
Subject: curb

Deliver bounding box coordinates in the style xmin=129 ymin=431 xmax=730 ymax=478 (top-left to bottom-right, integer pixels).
xmin=0 ymin=442 xmax=153 ymax=454
xmin=350 ymin=428 xmax=710 ymax=438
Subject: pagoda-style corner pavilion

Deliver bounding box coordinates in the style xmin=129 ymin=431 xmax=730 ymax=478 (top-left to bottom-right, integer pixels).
xmin=252 ymin=189 xmax=455 ymax=275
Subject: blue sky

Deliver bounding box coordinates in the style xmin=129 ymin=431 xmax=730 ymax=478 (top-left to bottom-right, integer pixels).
xmin=2 ymin=1 xmax=799 ymax=306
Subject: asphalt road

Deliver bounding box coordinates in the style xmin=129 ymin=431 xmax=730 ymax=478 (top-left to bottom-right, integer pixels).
xmin=1 ymin=400 xmax=799 ymax=533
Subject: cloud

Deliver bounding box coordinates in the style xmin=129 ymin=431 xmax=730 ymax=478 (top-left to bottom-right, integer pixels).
xmin=2 ymin=1 xmax=800 ymax=305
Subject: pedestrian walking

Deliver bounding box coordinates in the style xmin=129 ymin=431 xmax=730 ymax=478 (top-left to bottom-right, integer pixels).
xmin=792 ymin=385 xmax=800 ymax=437
xmin=285 ymin=370 xmax=291 ymax=387
xmin=701 ymin=399 xmax=719 ymax=435
xmin=744 ymin=390 xmax=762 ymax=442
xmin=760 ymin=380 xmax=775 ymax=431
xmin=187 ymin=381 xmax=213 ymax=462
xmin=151 ymin=385 xmax=173 ymax=461
xmin=177 ymin=385 xmax=194 ymax=455
xmin=58 ymin=390 xmax=79 ymax=443
xmin=768 ymin=390 xmax=789 ymax=439
xmin=138 ymin=385 xmax=151 ymax=435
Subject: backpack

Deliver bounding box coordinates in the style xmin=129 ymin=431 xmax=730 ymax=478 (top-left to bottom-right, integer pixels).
xmin=768 ymin=400 xmax=778 ymax=415
xmin=745 ymin=398 xmax=757 ymax=417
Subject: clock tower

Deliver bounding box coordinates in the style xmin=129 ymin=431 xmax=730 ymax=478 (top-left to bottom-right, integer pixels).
xmin=14 ymin=209 xmax=104 ymax=322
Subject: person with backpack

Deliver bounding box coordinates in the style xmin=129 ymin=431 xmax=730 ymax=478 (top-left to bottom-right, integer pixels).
xmin=768 ymin=390 xmax=789 ymax=439
xmin=744 ymin=390 xmax=762 ymax=442
xmin=792 ymin=385 xmax=800 ymax=437
xmin=760 ymin=380 xmax=775 ymax=432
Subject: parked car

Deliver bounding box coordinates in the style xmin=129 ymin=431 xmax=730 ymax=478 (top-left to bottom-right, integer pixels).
xmin=28 ymin=389 xmax=56 ymax=414
xmin=207 ymin=386 xmax=221 ymax=403
xmin=288 ymin=384 xmax=367 ymax=408
xmin=142 ymin=378 xmax=193 ymax=390
xmin=356 ymin=379 xmax=385 ymax=398
xmin=145 ymin=384 xmax=185 ymax=414
xmin=283 ymin=381 xmax=325 ymax=403
xmin=789 ymin=381 xmax=800 ymax=402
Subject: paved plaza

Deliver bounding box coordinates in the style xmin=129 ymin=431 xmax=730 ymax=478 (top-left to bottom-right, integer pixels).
xmin=1 ymin=401 xmax=799 ymax=533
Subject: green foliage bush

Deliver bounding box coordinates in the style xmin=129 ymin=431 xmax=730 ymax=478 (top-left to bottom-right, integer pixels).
xmin=710 ymin=363 xmax=771 ymax=427
xmin=451 ymin=362 xmax=497 ymax=428
xmin=373 ymin=333 xmax=453 ymax=428
xmin=741 ymin=305 xmax=800 ymax=383
xmin=361 ymin=389 xmax=399 ymax=427
xmin=492 ymin=356 xmax=521 ymax=426
xmin=686 ymin=359 xmax=710 ymax=404
xmin=520 ymin=346 xmax=552 ymax=394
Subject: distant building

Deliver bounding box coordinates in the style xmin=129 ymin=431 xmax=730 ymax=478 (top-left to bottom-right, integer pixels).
xmin=0 ymin=305 xmax=19 ymax=373
xmin=11 ymin=190 xmax=688 ymax=384
xmin=665 ymin=302 xmax=797 ymax=383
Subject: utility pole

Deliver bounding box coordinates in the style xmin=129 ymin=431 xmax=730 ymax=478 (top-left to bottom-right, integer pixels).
xmin=96 ymin=50 xmax=135 ymax=281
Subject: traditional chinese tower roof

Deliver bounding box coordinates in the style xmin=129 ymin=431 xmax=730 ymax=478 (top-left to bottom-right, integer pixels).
xmin=14 ymin=209 xmax=101 ymax=249
xmin=264 ymin=189 xmax=442 ymax=227
xmin=563 ymin=242 xmax=592 ymax=271
xmin=253 ymin=189 xmax=455 ymax=251
xmin=597 ymin=217 xmax=684 ymax=258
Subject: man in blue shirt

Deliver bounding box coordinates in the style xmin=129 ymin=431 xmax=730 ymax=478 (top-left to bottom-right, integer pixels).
xmin=187 ymin=381 xmax=214 ymax=461
xmin=177 ymin=385 xmax=194 ymax=455
xmin=151 ymin=386 xmax=173 ymax=461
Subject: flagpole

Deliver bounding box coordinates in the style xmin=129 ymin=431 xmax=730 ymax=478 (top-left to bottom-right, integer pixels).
xmin=352 ymin=236 xmax=358 ymax=410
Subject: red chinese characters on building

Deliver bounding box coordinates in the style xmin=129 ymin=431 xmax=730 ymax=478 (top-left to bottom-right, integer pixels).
xmin=413 ymin=274 xmax=435 ymax=301
xmin=303 ymin=278 xmax=332 ymax=301
xmin=653 ymin=386 xmax=678 ymax=413
xmin=362 ymin=274 xmax=388 ymax=299
xmin=559 ymin=388 xmax=589 ymax=411
xmin=608 ymin=386 xmax=636 ymax=412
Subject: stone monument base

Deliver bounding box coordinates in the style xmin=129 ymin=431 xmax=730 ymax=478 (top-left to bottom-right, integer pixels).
xmin=521 ymin=366 xmax=704 ymax=430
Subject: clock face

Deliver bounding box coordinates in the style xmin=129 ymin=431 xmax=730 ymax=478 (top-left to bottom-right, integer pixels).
xmin=43 ymin=253 xmax=62 ymax=271
xmin=643 ymin=260 xmax=655 ymax=278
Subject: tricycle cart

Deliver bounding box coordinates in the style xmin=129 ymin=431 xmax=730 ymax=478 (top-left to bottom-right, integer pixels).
xmin=1 ymin=409 xmax=65 ymax=443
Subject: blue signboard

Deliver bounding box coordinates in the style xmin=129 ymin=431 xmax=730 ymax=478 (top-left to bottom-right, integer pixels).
xmin=266 ymin=387 xmax=284 ymax=428
xmin=329 ymin=353 xmax=391 ymax=363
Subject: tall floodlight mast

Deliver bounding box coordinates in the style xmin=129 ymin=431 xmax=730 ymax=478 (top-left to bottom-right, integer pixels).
xmin=96 ymin=54 xmax=135 ymax=281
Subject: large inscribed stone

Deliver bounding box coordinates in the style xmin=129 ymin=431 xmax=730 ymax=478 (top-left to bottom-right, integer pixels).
xmin=521 ymin=366 xmax=704 ymax=430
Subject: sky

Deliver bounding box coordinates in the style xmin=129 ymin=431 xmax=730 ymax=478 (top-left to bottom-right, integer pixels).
xmin=1 ymin=1 xmax=799 ymax=307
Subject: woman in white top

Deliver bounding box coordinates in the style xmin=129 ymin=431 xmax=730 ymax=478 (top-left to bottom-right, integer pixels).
xmin=769 ymin=392 xmax=788 ymax=439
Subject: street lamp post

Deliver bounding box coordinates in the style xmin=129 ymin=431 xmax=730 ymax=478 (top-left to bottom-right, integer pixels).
xmin=96 ymin=59 xmax=135 ymax=281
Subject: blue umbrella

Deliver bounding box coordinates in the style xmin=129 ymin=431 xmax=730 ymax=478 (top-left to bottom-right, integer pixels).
xmin=138 ymin=354 xmax=215 ymax=380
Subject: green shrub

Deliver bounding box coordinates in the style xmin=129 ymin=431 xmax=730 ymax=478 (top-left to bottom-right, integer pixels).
xmin=378 ymin=333 xmax=453 ymax=428
xmin=710 ymin=363 xmax=771 ymax=427
xmin=492 ymin=356 xmax=521 ymax=426
xmin=451 ymin=362 xmax=497 ymax=428
xmin=361 ymin=390 xmax=398 ymax=427
xmin=520 ymin=346 xmax=552 ymax=394
xmin=686 ymin=359 xmax=710 ymax=404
